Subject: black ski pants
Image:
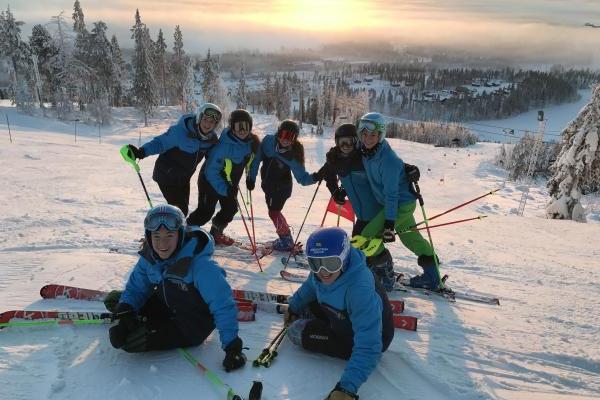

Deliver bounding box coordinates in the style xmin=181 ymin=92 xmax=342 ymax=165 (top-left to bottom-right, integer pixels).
xmin=157 ymin=181 xmax=191 ymax=216
xmin=187 ymin=178 xmax=238 ymax=230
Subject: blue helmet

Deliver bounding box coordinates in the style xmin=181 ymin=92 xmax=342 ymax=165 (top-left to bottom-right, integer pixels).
xmin=305 ymin=227 xmax=351 ymax=274
xmin=144 ymin=204 xmax=187 ymax=253
xmin=357 ymin=112 xmax=387 ymax=143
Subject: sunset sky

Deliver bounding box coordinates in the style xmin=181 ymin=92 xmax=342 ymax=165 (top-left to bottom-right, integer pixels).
xmin=9 ymin=0 xmax=600 ymax=64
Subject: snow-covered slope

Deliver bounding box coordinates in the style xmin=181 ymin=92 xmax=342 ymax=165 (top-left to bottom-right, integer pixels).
xmin=1 ymin=106 xmax=598 ymax=400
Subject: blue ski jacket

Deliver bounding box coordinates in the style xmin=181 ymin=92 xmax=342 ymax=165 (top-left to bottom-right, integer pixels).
xmin=361 ymin=140 xmax=416 ymax=221
xmin=141 ymin=114 xmax=219 ymax=186
xmin=120 ymin=227 xmax=239 ymax=349
xmin=322 ymin=147 xmax=382 ymax=221
xmin=247 ymin=134 xmax=316 ymax=196
xmin=287 ymin=248 xmax=387 ymax=394
xmin=202 ymin=128 xmax=258 ymax=197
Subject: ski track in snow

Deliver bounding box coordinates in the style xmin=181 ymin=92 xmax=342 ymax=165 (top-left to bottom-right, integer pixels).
xmin=1 ymin=105 xmax=599 ymax=400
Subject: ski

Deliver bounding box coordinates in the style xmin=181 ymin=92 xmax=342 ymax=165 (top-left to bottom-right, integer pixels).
xmin=395 ymin=275 xmax=500 ymax=305
xmin=0 ymin=310 xmax=113 ymax=326
xmin=280 ymin=255 xmax=310 ymax=269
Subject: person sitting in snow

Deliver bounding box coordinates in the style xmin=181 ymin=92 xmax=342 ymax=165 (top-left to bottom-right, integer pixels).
xmin=284 ymin=227 xmax=395 ymax=400
xmin=356 ymin=112 xmax=441 ymax=290
xmin=246 ymin=119 xmax=321 ymax=251
xmin=125 ymin=103 xmax=222 ymax=216
xmin=107 ymin=204 xmax=246 ymax=373
xmin=317 ymin=123 xmax=398 ymax=290
xmin=186 ymin=109 xmax=260 ymax=245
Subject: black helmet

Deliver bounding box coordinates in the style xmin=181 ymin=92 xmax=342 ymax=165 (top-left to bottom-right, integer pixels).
xmin=229 ymin=109 xmax=253 ymax=132
xmin=277 ymin=119 xmax=299 ymax=141
xmin=335 ymin=123 xmax=357 ymax=139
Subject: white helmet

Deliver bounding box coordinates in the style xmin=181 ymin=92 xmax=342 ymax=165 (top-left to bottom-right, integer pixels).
xmin=357 ymin=112 xmax=387 ymax=143
xmin=196 ymin=103 xmax=222 ymax=126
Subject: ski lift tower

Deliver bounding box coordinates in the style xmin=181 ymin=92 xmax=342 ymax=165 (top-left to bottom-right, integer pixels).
xmin=517 ymin=111 xmax=546 ymax=216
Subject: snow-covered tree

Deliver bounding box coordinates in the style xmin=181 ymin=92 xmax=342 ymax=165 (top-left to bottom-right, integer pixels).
xmin=109 ymin=35 xmax=125 ymax=106
xmin=28 ymin=24 xmax=59 ymax=102
xmin=131 ymin=9 xmax=158 ymax=126
xmin=170 ymin=25 xmax=186 ymax=108
xmin=0 ymin=6 xmax=31 ymax=107
xmin=88 ymin=21 xmax=113 ymax=124
xmin=546 ymin=85 xmax=600 ymax=222
xmin=234 ymin=63 xmax=248 ymax=109
xmin=153 ymin=29 xmax=168 ymax=105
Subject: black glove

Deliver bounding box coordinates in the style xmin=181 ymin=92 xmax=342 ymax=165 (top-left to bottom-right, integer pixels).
xmin=311 ymin=171 xmax=323 ymax=182
xmin=332 ymin=187 xmax=347 ymax=205
xmin=383 ymin=220 xmax=396 ymax=243
xmin=404 ymin=163 xmax=420 ymax=183
xmin=246 ymin=177 xmax=255 ymax=191
xmin=284 ymin=308 xmax=300 ymax=326
xmin=109 ymin=303 xmax=137 ymax=349
xmin=127 ymin=144 xmax=145 ymax=160
xmin=223 ymin=337 xmax=246 ymax=372
xmin=325 ymin=383 xmax=359 ymax=400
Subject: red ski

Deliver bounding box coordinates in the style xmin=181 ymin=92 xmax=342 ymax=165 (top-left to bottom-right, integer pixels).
xmin=0 ymin=310 xmax=113 ymax=325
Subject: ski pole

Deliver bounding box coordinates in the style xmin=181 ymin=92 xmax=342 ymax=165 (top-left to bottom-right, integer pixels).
xmin=236 ymin=189 xmax=263 ymax=272
xmin=119 ymin=145 xmax=153 ymax=208
xmin=412 ymin=188 xmax=499 ymax=229
xmin=260 ymin=327 xmax=288 ymax=368
xmin=249 ymin=190 xmax=257 ymax=254
xmin=238 ymin=189 xmax=257 ymax=254
xmin=253 ymin=326 xmax=287 ymax=366
xmin=336 ymin=204 xmax=341 ymax=227
xmin=178 ymin=348 xmax=244 ymax=400
xmin=412 ymin=182 xmax=443 ymax=289
xmin=283 ymin=179 xmax=322 ymax=269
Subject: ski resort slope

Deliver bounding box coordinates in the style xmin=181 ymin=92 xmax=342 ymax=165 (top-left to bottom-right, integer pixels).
xmin=0 ymin=106 xmax=598 ymax=400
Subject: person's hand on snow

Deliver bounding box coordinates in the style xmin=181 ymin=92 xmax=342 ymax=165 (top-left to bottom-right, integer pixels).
xmin=223 ymin=337 xmax=246 ymax=372
xmin=382 ymin=220 xmax=396 ymax=243
xmin=325 ymin=384 xmax=359 ymax=400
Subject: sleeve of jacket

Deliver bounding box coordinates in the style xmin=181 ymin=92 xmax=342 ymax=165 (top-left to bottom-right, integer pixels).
xmin=381 ymin=153 xmax=404 ymax=221
xmin=321 ymin=161 xmax=339 ymax=195
xmin=287 ymin=277 xmax=317 ymax=314
xmin=338 ymin=281 xmax=383 ymax=394
xmin=192 ymin=259 xmax=239 ymax=349
xmin=288 ymin=158 xmax=317 ymax=186
xmin=119 ymin=258 xmax=154 ymax=311
xmin=141 ymin=125 xmax=179 ymax=156
xmin=247 ymin=140 xmax=263 ymax=182
xmin=204 ymin=144 xmax=229 ymax=197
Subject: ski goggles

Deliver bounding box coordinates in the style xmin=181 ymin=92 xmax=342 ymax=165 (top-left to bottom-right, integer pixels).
xmin=144 ymin=212 xmax=183 ymax=232
xmin=336 ymin=137 xmax=356 ymax=147
xmin=202 ymin=108 xmax=221 ymax=122
xmin=307 ymin=255 xmax=344 ymax=274
xmin=232 ymin=121 xmax=250 ymax=133
xmin=278 ymin=129 xmax=296 ymax=142
xmin=358 ymin=120 xmax=379 ymax=133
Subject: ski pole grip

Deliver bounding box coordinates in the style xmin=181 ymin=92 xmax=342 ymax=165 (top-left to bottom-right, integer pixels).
xmin=119 ymin=145 xmax=140 ymax=173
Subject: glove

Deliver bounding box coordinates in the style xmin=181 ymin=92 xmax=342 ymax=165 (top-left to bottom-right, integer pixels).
xmin=284 ymin=308 xmax=300 ymax=326
xmin=109 ymin=303 xmax=137 ymax=349
xmin=127 ymin=144 xmax=145 ymax=160
xmin=404 ymin=163 xmax=420 ymax=183
xmin=332 ymin=187 xmax=347 ymax=205
xmin=311 ymin=171 xmax=323 ymax=182
xmin=246 ymin=177 xmax=255 ymax=191
xmin=382 ymin=220 xmax=396 ymax=243
xmin=223 ymin=337 xmax=246 ymax=372
xmin=325 ymin=384 xmax=359 ymax=400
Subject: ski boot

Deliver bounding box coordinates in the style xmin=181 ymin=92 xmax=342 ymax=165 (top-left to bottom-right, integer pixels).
xmin=272 ymin=233 xmax=295 ymax=252
xmin=408 ymin=255 xmax=441 ymax=290
xmin=367 ymin=248 xmax=395 ymax=292
xmin=210 ymin=224 xmax=235 ymax=246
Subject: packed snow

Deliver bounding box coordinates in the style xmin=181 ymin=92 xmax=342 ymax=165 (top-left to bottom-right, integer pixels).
xmin=0 ymin=104 xmax=598 ymax=400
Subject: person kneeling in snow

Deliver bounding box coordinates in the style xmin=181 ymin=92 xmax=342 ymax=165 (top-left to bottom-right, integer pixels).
xmin=284 ymin=227 xmax=395 ymax=399
xmin=107 ymin=204 xmax=246 ymax=373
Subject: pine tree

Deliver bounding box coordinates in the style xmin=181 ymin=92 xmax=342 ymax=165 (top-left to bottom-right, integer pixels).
xmin=154 ymin=29 xmax=168 ymax=105
xmin=109 ymin=35 xmax=125 ymax=106
xmin=29 ymin=24 xmax=59 ymax=102
xmin=547 ymin=85 xmax=600 ymax=222
xmin=131 ymin=9 xmax=158 ymax=126
xmin=88 ymin=21 xmax=113 ymax=124
xmin=171 ymin=25 xmax=186 ymax=108
xmin=235 ymin=63 xmax=248 ymax=109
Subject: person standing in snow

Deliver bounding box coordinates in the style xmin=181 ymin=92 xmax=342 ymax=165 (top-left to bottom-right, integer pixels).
xmin=186 ymin=109 xmax=260 ymax=245
xmin=283 ymin=227 xmax=394 ymax=400
xmin=317 ymin=124 xmax=398 ymax=289
xmin=107 ymin=204 xmax=246 ymax=373
xmin=357 ymin=112 xmax=440 ymax=290
xmin=125 ymin=103 xmax=222 ymax=216
xmin=246 ymin=119 xmax=321 ymax=251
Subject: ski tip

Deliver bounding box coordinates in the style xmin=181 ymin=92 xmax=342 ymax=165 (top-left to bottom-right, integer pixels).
xmin=249 ymin=380 xmax=263 ymax=400
xmin=39 ymin=285 xmax=50 ymax=298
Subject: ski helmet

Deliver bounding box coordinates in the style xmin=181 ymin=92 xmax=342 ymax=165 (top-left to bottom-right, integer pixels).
xmin=305 ymin=227 xmax=351 ymax=274
xmin=144 ymin=204 xmax=187 ymax=254
xmin=196 ymin=103 xmax=222 ymax=126
xmin=229 ymin=109 xmax=253 ymax=132
xmin=334 ymin=123 xmax=357 ymax=147
xmin=357 ymin=112 xmax=387 ymax=143
xmin=276 ymin=119 xmax=299 ymax=142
